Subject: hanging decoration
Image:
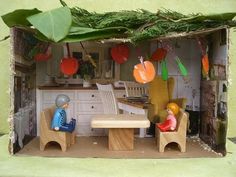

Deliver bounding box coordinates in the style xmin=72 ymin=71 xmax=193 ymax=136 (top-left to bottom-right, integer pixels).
xmin=162 ymin=42 xmax=188 ymax=79
xmin=111 ymin=44 xmax=129 ymax=64
xmin=175 ymin=57 xmax=188 ymax=77
xmin=34 ymin=43 xmax=52 ymax=61
xmin=151 ymin=48 xmax=167 ymax=62
xmin=133 ymin=56 xmax=155 ymax=84
xmin=201 ymin=53 xmax=209 ymax=78
xmin=60 ymin=43 xmax=79 ymax=76
xmin=161 ymin=59 xmax=168 ymax=81
xmin=197 ymin=38 xmax=209 ymax=79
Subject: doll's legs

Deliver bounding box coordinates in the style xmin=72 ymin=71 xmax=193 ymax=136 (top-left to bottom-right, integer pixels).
xmin=157 ymin=119 xmax=172 ymax=132
xmin=70 ymin=118 xmax=76 ymax=127
xmin=59 ymin=125 xmax=74 ymax=133
xmin=59 ymin=119 xmax=76 ymax=133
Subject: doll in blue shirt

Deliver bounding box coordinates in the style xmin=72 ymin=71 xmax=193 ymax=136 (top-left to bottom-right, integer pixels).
xmin=51 ymin=94 xmax=76 ymax=133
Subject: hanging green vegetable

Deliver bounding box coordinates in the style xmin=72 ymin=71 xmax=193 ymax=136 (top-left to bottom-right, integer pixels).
xmin=176 ymin=57 xmax=188 ymax=76
xmin=161 ymin=59 xmax=168 ymax=80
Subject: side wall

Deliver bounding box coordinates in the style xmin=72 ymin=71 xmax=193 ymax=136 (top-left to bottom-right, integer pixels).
xmin=0 ymin=0 xmax=236 ymax=137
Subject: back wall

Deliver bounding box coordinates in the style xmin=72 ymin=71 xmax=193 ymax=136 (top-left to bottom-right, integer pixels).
xmin=0 ymin=0 xmax=236 ymax=137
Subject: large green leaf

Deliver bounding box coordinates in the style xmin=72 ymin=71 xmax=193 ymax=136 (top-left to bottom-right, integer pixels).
xmin=68 ymin=26 xmax=129 ymax=35
xmin=27 ymin=7 xmax=72 ymax=42
xmin=1 ymin=8 xmax=41 ymax=27
xmin=61 ymin=27 xmax=128 ymax=42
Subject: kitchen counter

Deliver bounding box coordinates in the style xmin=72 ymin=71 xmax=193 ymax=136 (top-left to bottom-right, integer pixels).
xmin=37 ymin=85 xmax=125 ymax=90
xmin=36 ymin=86 xmax=126 ymax=136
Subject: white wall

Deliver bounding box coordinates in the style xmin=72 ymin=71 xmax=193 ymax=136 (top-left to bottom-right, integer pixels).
xmin=153 ymin=39 xmax=202 ymax=111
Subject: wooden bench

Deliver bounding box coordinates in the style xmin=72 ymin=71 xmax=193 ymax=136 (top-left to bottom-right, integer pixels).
xmin=40 ymin=106 xmax=76 ymax=152
xmin=91 ymin=114 xmax=150 ymax=150
xmin=156 ymin=109 xmax=188 ymax=152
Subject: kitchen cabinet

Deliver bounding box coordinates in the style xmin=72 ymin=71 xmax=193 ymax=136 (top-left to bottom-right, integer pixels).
xmin=36 ymin=88 xmax=126 ymax=136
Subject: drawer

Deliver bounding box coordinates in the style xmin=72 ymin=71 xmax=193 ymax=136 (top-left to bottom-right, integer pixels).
xmin=42 ymin=91 xmax=76 ymax=101
xmin=76 ymin=122 xmax=105 ymax=136
xmin=77 ymin=115 xmax=94 ymax=123
xmin=114 ymin=90 xmax=126 ymax=98
xmin=77 ymin=91 xmax=101 ymax=101
xmin=77 ymin=102 xmax=103 ymax=113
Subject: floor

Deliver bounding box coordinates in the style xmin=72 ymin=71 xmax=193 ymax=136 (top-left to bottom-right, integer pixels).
xmin=0 ymin=135 xmax=236 ymax=177
xmin=17 ymin=136 xmax=220 ymax=159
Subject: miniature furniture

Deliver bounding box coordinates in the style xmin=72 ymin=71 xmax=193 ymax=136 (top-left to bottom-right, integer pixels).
xmin=156 ymin=109 xmax=188 ymax=152
xmin=117 ymin=98 xmax=154 ymax=137
xmin=96 ymin=83 xmax=119 ymax=114
xmin=123 ymin=81 xmax=148 ymax=97
xmin=40 ymin=106 xmax=76 ymax=152
xmin=92 ymin=115 xmax=150 ymax=150
xmin=149 ymin=76 xmax=187 ymax=123
xmin=121 ymin=81 xmax=149 ymax=137
xmin=91 ymin=83 xmax=149 ymax=150
xmin=36 ymin=88 xmax=126 ymax=136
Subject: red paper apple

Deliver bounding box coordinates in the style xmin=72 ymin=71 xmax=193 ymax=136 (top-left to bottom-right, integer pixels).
xmin=60 ymin=57 xmax=79 ymax=76
xmin=151 ymin=48 xmax=167 ymax=61
xmin=60 ymin=43 xmax=79 ymax=76
xmin=111 ymin=44 xmax=129 ymax=64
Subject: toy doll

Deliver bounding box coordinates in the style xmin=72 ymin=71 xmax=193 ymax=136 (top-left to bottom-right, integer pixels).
xmin=156 ymin=103 xmax=179 ymax=132
xmin=51 ymin=94 xmax=76 ymax=133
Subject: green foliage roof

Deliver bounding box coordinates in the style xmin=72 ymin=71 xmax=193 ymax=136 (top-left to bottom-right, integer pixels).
xmin=2 ymin=0 xmax=236 ymax=43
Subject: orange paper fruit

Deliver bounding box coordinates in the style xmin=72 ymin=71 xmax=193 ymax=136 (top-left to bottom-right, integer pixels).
xmin=202 ymin=54 xmax=209 ymax=75
xmin=133 ymin=61 xmax=156 ymax=84
xmin=151 ymin=48 xmax=167 ymax=61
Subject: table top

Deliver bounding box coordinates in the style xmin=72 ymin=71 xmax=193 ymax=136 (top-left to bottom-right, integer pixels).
xmin=91 ymin=114 xmax=150 ymax=128
xmin=117 ymin=98 xmax=152 ymax=109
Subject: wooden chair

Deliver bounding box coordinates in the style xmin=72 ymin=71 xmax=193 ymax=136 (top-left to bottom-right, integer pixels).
xmin=123 ymin=81 xmax=148 ymax=97
xmin=40 ymin=106 xmax=76 ymax=152
xmin=148 ymin=76 xmax=187 ymax=123
xmin=92 ymin=83 xmax=149 ymax=150
xmin=156 ymin=109 xmax=188 ymax=152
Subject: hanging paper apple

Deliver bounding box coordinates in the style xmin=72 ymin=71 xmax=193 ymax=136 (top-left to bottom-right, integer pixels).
xmin=151 ymin=48 xmax=167 ymax=61
xmin=133 ymin=57 xmax=156 ymax=84
xmin=60 ymin=43 xmax=79 ymax=76
xmin=60 ymin=57 xmax=79 ymax=76
xmin=34 ymin=44 xmax=52 ymax=61
xmin=111 ymin=44 xmax=129 ymax=64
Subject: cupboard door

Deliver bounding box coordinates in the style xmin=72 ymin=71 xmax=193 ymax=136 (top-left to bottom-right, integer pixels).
xmin=77 ymin=102 xmax=103 ymax=114
xmin=77 ymin=91 xmax=101 ymax=102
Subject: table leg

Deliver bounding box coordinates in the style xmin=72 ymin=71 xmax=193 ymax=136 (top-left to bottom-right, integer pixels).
xmin=108 ymin=128 xmax=134 ymax=150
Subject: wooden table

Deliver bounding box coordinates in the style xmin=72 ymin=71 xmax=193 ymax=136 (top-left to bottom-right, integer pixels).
xmin=91 ymin=114 xmax=150 ymax=150
xmin=117 ymin=98 xmax=152 ymax=138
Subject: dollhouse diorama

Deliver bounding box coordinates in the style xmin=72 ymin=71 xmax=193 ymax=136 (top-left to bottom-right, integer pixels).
xmin=4 ymin=3 xmax=235 ymax=158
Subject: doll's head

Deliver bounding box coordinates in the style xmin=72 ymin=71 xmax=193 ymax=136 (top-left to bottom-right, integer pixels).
xmin=55 ymin=94 xmax=70 ymax=108
xmin=167 ymin=103 xmax=179 ymax=116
